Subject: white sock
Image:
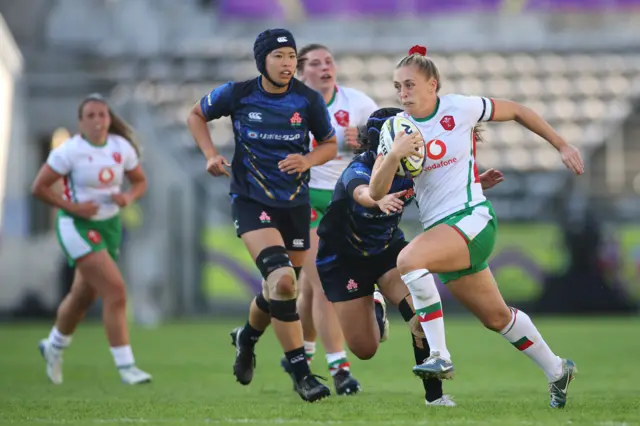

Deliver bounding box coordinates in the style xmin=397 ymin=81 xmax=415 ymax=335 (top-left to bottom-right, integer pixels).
xmin=402 ymin=269 xmax=451 ymax=361
xmin=48 ymin=326 xmax=72 ymax=350
xmin=326 ymin=351 xmax=350 ymax=376
xmin=110 ymin=345 xmax=135 ymax=369
xmin=500 ymin=307 xmax=563 ymax=382
xmin=303 ymin=340 xmax=316 ymax=365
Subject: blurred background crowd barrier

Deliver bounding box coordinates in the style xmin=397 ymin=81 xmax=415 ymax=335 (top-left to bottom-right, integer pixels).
xmin=1 ymin=0 xmax=639 ymax=324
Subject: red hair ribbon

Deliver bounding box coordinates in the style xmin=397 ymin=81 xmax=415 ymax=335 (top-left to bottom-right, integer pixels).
xmin=408 ymin=45 xmax=427 ymax=56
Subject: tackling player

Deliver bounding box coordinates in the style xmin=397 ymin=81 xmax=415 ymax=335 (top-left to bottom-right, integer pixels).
xmin=317 ymin=107 xmax=503 ymax=406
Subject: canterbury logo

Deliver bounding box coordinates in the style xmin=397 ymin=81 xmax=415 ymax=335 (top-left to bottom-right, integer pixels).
xmin=277 ymin=37 xmax=288 ymax=43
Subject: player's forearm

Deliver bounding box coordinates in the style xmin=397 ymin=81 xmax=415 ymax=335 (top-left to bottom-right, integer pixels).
xmin=31 ymin=184 xmax=75 ymax=211
xmin=126 ymin=179 xmax=147 ymax=201
xmin=369 ymin=155 xmax=399 ymax=201
xmin=513 ymin=103 xmax=567 ymax=152
xmin=353 ymin=185 xmax=378 ymax=209
xmin=187 ymin=111 xmax=218 ymax=160
xmin=305 ymin=140 xmax=337 ymax=167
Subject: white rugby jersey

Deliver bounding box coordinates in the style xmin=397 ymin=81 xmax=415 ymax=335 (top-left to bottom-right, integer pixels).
xmin=309 ymin=85 xmax=378 ymax=190
xmin=47 ymin=133 xmax=139 ymax=220
xmin=399 ymin=94 xmax=495 ymax=228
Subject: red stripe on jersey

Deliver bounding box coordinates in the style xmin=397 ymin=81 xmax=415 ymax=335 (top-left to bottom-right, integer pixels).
xmin=62 ymin=176 xmax=71 ymax=201
xmin=472 ymin=132 xmax=480 ymax=183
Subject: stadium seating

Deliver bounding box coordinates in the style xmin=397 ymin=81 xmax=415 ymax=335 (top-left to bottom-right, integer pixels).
xmin=216 ymin=0 xmax=640 ymax=19
xmin=115 ymin=50 xmax=640 ymax=172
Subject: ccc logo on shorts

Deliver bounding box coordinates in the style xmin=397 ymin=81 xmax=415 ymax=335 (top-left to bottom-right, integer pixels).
xmin=310 ymin=208 xmax=318 ymax=221
xmin=87 ymin=230 xmax=101 ymax=244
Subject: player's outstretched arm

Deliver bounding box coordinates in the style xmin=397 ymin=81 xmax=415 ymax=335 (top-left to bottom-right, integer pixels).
xmin=369 ymin=154 xmax=399 ymax=201
xmin=353 ymin=184 xmax=406 ymax=215
xmin=479 ymin=168 xmax=504 ymax=190
xmin=352 ymin=184 xmax=379 ymax=209
xmin=490 ymin=99 xmax=584 ymax=175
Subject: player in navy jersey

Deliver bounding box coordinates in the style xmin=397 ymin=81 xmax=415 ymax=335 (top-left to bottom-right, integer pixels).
xmin=316 ymin=107 xmax=504 ymax=407
xmin=186 ymin=29 xmax=337 ymax=402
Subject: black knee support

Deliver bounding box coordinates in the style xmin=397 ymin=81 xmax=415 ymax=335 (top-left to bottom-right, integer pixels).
xmin=269 ymin=299 xmax=299 ymax=322
xmin=255 ymin=292 xmax=270 ymax=314
xmin=398 ymin=296 xmax=415 ymax=322
xmin=255 ymin=246 xmax=292 ymax=279
xmin=293 ymin=266 xmax=302 ymax=279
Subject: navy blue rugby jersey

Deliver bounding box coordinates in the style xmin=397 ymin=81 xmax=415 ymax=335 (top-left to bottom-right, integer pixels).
xmin=317 ymin=151 xmax=415 ymax=258
xmin=200 ymin=77 xmax=335 ymax=208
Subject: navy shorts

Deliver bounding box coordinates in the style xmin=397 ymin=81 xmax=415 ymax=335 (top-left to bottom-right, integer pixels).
xmin=231 ymin=195 xmax=310 ymax=251
xmin=317 ymin=240 xmax=408 ymax=302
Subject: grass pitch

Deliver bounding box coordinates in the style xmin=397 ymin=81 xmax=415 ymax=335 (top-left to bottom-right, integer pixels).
xmin=1 ymin=316 xmax=639 ymax=425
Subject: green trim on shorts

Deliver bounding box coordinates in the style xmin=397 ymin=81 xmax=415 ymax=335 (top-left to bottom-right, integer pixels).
xmin=424 ymin=200 xmax=498 ymax=284
xmin=56 ymin=210 xmax=122 ymax=267
xmin=309 ymin=188 xmax=333 ymax=229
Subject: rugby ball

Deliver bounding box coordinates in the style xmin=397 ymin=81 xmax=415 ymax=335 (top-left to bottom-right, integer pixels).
xmin=377 ymin=116 xmax=425 ymax=178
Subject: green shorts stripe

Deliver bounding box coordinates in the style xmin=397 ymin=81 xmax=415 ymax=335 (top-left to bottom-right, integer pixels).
xmin=309 ymin=188 xmax=333 ymax=229
xmin=425 ymin=200 xmax=497 ymax=284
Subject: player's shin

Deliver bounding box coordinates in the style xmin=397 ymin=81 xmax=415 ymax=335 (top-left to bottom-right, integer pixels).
xmin=270 ymin=299 xmax=311 ymax=381
xmin=399 ymin=297 xmax=444 ymax=402
xmin=499 ymin=307 xmax=564 ymax=382
xmin=267 ymin=276 xmax=312 ymax=382
xmin=401 ymin=269 xmax=451 ymax=361
xmin=238 ymin=292 xmax=270 ymax=347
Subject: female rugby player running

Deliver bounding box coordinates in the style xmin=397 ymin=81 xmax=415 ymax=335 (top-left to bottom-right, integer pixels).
xmin=32 ymin=94 xmax=151 ymax=385
xmin=186 ymin=29 xmax=337 ymax=402
xmin=279 ymin=43 xmax=378 ymax=395
xmin=317 ymin=107 xmax=504 ymax=407
xmin=370 ymin=45 xmax=583 ymax=409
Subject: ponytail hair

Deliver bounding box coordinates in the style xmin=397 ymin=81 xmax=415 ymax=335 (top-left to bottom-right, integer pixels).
xmin=473 ymin=124 xmax=484 ymax=144
xmin=353 ymin=125 xmax=370 ymax=154
xmin=78 ymin=93 xmax=142 ymax=158
xmin=354 ymin=107 xmax=404 ymax=154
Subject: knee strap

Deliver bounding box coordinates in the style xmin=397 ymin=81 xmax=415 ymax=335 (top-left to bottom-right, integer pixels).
xmin=255 ymin=245 xmax=293 ymax=279
xmin=255 ymin=291 xmax=270 ymax=314
xmin=270 ymin=299 xmax=299 ymax=322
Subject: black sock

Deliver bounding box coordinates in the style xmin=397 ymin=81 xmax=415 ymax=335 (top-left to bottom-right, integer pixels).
xmin=399 ymin=297 xmax=443 ymax=402
xmin=285 ymin=347 xmax=311 ymax=382
xmin=374 ymin=302 xmax=385 ymax=341
xmin=412 ymin=334 xmax=443 ymax=402
xmin=239 ymin=321 xmax=263 ymax=347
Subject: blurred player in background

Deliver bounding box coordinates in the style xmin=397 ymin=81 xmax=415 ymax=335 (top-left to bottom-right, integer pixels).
xmin=31 ymin=94 xmax=152 ymax=385
xmin=370 ymin=45 xmax=583 ymax=409
xmin=279 ymin=43 xmax=378 ymax=396
xmin=317 ymin=107 xmax=503 ymax=406
xmin=186 ymin=29 xmax=337 ymax=402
